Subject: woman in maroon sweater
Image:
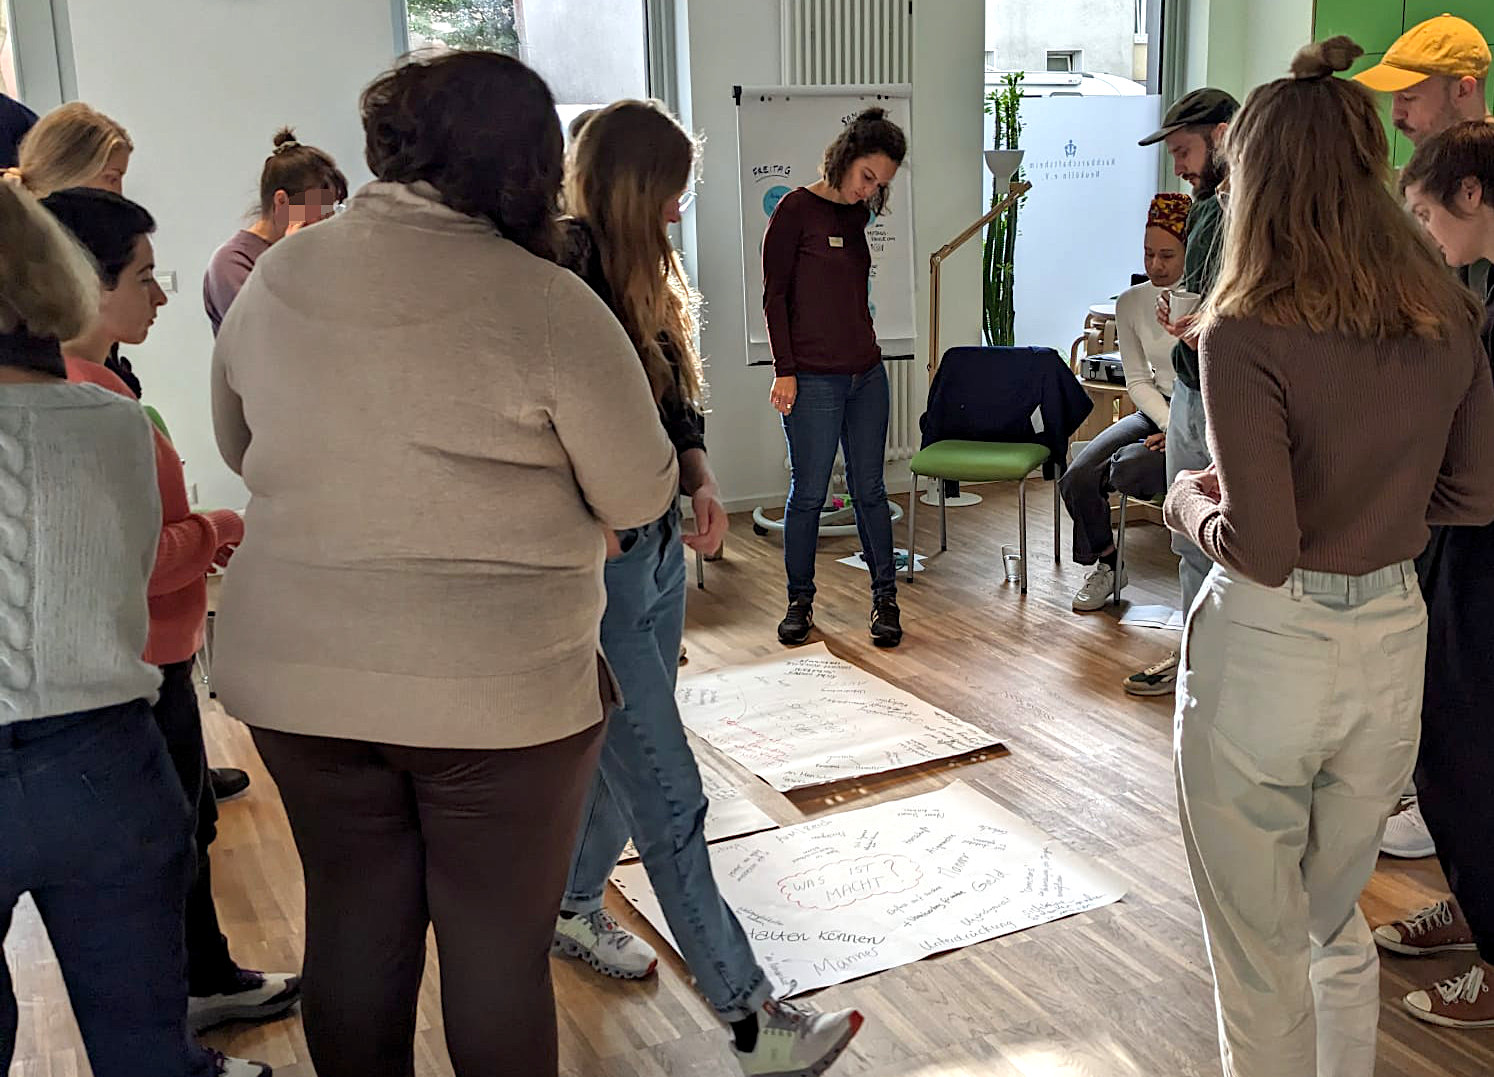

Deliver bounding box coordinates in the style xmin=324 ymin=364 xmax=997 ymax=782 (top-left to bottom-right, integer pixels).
xmin=762 ymin=109 xmax=906 ymax=648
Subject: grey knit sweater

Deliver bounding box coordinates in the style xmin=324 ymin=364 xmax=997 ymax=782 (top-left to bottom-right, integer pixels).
xmin=0 ymin=382 xmax=161 ymax=724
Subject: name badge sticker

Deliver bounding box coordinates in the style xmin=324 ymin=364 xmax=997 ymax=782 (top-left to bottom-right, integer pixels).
xmin=828 ymin=236 xmax=845 ymax=248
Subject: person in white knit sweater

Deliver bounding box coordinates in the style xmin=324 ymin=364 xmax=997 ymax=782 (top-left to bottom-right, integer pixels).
xmin=1059 ymin=192 xmax=1190 ymax=612
xmin=0 ymin=183 xmax=269 ymax=1077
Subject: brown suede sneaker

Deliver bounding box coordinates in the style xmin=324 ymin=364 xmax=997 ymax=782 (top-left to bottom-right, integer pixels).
xmin=1374 ymin=899 xmax=1479 ymax=956
xmin=1405 ymin=962 xmax=1494 ymax=1029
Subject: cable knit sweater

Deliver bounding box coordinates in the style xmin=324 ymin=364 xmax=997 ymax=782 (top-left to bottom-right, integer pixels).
xmin=65 ymin=358 xmax=243 ymax=665
xmin=0 ymin=381 xmax=161 ymax=724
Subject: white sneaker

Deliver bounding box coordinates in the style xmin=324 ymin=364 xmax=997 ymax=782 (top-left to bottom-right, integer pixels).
xmin=552 ymin=909 xmax=658 ymax=980
xmin=1381 ymin=798 xmax=1437 ymax=859
xmin=734 ymin=998 xmax=863 ymax=1077
xmin=189 ymin=969 xmax=300 ymax=1032
xmin=208 ymin=1050 xmax=272 ymax=1077
xmin=1123 ymin=651 xmax=1179 ymax=697
xmin=1073 ymin=563 xmax=1125 ymax=611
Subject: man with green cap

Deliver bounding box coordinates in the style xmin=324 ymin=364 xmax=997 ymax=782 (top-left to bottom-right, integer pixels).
xmin=1121 ymin=87 xmax=1239 ymax=699
xmin=1354 ymin=13 xmax=1491 ymax=147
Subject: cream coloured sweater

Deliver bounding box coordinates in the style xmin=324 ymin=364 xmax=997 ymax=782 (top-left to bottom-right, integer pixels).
xmin=211 ymin=181 xmax=678 ymax=749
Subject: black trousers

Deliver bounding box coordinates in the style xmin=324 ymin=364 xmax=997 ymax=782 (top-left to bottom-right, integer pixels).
xmin=1415 ymin=524 xmax=1494 ymax=963
xmin=253 ymin=721 xmax=605 ymax=1077
xmin=152 ymin=660 xmax=238 ymax=995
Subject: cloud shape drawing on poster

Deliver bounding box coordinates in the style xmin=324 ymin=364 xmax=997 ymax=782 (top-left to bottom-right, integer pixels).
xmin=763 ymin=185 xmax=793 ymax=219
xmin=778 ymin=854 xmax=922 ymax=910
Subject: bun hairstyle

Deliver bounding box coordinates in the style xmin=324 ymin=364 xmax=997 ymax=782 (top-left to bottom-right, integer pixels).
xmin=1203 ymin=34 xmax=1483 ymax=340
xmin=0 ymin=182 xmax=100 ymax=374
xmin=258 ymin=126 xmax=348 ymax=216
xmin=821 ymin=107 xmax=907 ymax=217
xmin=4 ymin=102 xmax=132 ymax=198
xmin=1289 ymin=35 xmax=1364 ymax=81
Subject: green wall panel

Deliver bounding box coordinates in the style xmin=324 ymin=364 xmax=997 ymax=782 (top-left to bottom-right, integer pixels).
xmin=1313 ymin=0 xmax=1406 ymax=54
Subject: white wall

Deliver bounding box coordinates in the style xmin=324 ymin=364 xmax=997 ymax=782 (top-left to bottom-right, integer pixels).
xmin=1180 ymin=0 xmax=1312 ymax=100
xmin=64 ymin=0 xmax=397 ymax=510
xmin=679 ymin=0 xmax=985 ymax=509
xmin=58 ymin=0 xmax=985 ymax=512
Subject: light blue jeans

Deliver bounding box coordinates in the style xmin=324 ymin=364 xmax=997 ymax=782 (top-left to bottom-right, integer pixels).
xmin=560 ymin=508 xmax=771 ymax=1021
xmin=1166 ymin=379 xmax=1215 ymax=614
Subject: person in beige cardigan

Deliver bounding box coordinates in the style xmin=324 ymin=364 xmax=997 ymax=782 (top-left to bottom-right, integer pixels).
xmin=210 ymin=51 xmax=677 ymax=1077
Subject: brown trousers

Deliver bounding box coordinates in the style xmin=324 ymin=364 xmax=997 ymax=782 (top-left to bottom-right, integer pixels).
xmin=253 ymin=721 xmax=605 ymax=1077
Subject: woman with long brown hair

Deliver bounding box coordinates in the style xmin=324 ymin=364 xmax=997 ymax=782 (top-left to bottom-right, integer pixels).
xmin=555 ymin=99 xmax=862 ymax=1077
xmin=1164 ymin=39 xmax=1494 ymax=1076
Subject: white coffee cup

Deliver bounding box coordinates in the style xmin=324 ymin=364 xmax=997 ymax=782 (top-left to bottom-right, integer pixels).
xmin=1166 ymin=289 xmax=1202 ymax=322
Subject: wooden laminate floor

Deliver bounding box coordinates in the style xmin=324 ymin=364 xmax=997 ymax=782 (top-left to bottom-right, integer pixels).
xmin=7 ymin=482 xmax=1490 ymax=1076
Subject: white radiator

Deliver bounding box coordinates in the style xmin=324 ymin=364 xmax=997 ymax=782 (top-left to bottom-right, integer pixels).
xmin=781 ymin=0 xmax=920 ymax=464
xmin=782 ymin=0 xmax=913 ymax=85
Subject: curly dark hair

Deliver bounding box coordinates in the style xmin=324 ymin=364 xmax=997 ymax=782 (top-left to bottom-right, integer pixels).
xmin=361 ymin=50 xmax=563 ymax=262
xmin=821 ymin=107 xmax=907 ymax=217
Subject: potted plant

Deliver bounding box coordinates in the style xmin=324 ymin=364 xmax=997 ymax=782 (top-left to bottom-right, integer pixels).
xmin=982 ymin=73 xmax=1026 ymax=347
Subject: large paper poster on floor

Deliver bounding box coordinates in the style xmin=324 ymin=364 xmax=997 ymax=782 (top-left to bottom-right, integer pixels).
xmin=612 ymin=781 xmax=1128 ymax=996
xmin=678 ymin=643 xmax=1001 ymax=791
xmin=735 ymin=85 xmax=916 ymax=349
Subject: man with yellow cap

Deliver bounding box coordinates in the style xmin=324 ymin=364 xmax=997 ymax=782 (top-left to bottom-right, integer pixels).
xmin=1354 ymin=13 xmax=1491 ymax=146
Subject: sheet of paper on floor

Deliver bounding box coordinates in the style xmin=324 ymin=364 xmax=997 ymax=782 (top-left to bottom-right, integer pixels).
xmin=677 ymin=643 xmax=1001 ymax=791
xmin=837 ymin=548 xmax=925 ymax=574
xmin=1119 ymin=604 xmax=1185 ymax=630
xmin=620 ymin=735 xmax=780 ymax=862
xmin=611 ymin=780 xmax=1127 ymax=996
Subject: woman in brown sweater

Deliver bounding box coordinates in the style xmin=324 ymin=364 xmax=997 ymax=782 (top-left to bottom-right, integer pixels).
xmin=1163 ymin=39 xmax=1494 ymax=1077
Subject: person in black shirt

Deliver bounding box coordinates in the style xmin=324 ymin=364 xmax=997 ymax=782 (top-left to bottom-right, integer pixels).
xmin=1376 ymin=120 xmax=1494 ymax=1031
xmin=0 ymin=92 xmax=37 ymax=168
xmin=554 ymin=99 xmax=864 ymax=1077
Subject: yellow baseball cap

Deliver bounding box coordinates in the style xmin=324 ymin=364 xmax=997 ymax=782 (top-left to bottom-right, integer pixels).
xmin=1354 ymin=14 xmax=1491 ymax=93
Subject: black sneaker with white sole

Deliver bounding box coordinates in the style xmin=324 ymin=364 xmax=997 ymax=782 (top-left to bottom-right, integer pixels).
xmin=189 ymin=968 xmax=301 ymax=1032
xmin=778 ymin=598 xmax=814 ymax=645
xmin=869 ymin=598 xmax=902 ymax=648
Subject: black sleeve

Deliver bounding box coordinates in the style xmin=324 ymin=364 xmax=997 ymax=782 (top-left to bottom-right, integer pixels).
xmin=660 ymin=393 xmax=706 ymax=458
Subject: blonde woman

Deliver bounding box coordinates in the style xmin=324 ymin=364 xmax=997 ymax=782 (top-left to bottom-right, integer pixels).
xmin=556 ymin=100 xmax=862 ymax=1077
xmin=0 ymin=183 xmax=269 ymax=1077
xmin=6 ymin=101 xmax=131 ymax=195
xmin=1164 ymin=39 xmax=1494 ymax=1076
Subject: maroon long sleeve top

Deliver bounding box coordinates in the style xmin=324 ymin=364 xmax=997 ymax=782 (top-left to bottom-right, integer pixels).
xmin=761 ymin=187 xmax=881 ymax=377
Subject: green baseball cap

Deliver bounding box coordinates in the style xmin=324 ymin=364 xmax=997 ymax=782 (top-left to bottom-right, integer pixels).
xmin=1139 ymin=88 xmax=1241 ymax=146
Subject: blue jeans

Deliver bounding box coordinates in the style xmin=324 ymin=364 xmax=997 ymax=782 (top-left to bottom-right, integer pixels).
xmin=782 ymin=363 xmax=897 ymax=602
xmin=561 ymin=509 xmax=771 ymax=1021
xmin=0 ymin=703 xmax=212 ymax=1077
xmin=1166 ymin=380 xmax=1214 ymax=614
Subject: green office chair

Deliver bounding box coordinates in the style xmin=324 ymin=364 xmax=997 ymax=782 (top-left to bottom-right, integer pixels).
xmin=906 ymin=442 xmax=1058 ymax=595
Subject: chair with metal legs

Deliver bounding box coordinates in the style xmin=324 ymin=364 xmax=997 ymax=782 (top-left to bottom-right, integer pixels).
xmin=905 ymin=446 xmax=1061 ymax=595
xmin=1112 ymin=491 xmax=1166 ymax=605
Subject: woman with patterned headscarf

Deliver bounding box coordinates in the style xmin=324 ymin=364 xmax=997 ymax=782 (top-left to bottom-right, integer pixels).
xmin=1061 ymin=191 xmax=1191 ymax=612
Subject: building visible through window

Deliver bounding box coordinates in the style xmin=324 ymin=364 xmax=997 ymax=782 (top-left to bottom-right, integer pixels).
xmin=402 ymin=0 xmax=648 ymax=134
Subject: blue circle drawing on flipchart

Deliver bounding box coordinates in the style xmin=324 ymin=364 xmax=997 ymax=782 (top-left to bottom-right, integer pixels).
xmin=763 ymin=185 xmax=792 ymax=218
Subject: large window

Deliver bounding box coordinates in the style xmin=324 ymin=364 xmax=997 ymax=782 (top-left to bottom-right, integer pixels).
xmin=1 ymin=1 xmax=19 ymax=99
xmin=401 ymin=0 xmax=649 ymax=134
